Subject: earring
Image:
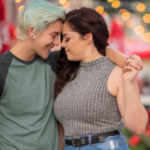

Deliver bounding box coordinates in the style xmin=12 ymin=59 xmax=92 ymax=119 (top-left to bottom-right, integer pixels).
xmin=31 ymin=34 xmax=35 ymax=39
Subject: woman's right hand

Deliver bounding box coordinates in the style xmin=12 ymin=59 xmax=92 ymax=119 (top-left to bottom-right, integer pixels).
xmin=123 ymin=65 xmax=139 ymax=83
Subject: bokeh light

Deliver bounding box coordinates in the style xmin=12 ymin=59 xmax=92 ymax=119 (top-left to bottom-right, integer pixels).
xmin=13 ymin=29 xmax=17 ymax=38
xmin=59 ymin=0 xmax=66 ymax=5
xmin=126 ymin=20 xmax=134 ymax=28
xmin=15 ymin=0 xmax=21 ymax=3
xmin=143 ymin=14 xmax=150 ymax=23
xmin=102 ymin=12 xmax=108 ymax=19
xmin=111 ymin=1 xmax=121 ymax=9
xmin=18 ymin=5 xmax=24 ymax=11
xmin=121 ymin=12 xmax=131 ymax=20
xmin=142 ymin=32 xmax=150 ymax=42
xmin=96 ymin=6 xmax=104 ymax=14
xmin=119 ymin=9 xmax=127 ymax=14
xmin=107 ymin=0 xmax=114 ymax=2
xmin=63 ymin=1 xmax=70 ymax=8
xmin=136 ymin=3 xmax=146 ymax=12
xmin=134 ymin=25 xmax=145 ymax=35
xmin=124 ymin=36 xmax=134 ymax=45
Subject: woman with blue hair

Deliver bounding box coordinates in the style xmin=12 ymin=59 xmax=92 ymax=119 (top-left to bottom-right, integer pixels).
xmin=0 ymin=0 xmax=66 ymax=150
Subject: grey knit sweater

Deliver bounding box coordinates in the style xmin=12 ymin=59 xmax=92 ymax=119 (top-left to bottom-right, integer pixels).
xmin=54 ymin=56 xmax=124 ymax=137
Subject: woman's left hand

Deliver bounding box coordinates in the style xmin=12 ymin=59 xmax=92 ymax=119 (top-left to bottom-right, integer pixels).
xmin=123 ymin=54 xmax=143 ymax=70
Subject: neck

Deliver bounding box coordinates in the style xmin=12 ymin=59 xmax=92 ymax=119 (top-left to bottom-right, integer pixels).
xmin=10 ymin=40 xmax=37 ymax=61
xmin=81 ymin=45 xmax=104 ymax=62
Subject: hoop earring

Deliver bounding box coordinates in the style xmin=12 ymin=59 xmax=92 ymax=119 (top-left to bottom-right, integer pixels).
xmin=31 ymin=34 xmax=35 ymax=39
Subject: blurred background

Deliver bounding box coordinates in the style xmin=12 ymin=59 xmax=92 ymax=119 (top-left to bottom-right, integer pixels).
xmin=0 ymin=0 xmax=150 ymax=149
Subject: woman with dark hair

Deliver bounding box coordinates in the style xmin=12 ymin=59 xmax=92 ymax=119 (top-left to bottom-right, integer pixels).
xmin=54 ymin=8 xmax=148 ymax=150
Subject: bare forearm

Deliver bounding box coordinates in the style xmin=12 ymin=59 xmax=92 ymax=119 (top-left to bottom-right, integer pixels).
xmin=124 ymin=81 xmax=148 ymax=134
xmin=106 ymin=47 xmax=126 ymax=67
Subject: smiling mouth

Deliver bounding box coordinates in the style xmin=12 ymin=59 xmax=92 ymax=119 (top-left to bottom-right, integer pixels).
xmin=47 ymin=47 xmax=51 ymax=53
xmin=65 ymin=50 xmax=70 ymax=53
xmin=47 ymin=45 xmax=54 ymax=51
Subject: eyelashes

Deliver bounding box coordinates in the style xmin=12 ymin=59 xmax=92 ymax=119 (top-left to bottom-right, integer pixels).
xmin=65 ymin=39 xmax=70 ymax=42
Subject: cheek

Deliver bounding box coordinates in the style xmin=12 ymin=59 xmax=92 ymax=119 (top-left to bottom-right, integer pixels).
xmin=40 ymin=35 xmax=53 ymax=45
xmin=67 ymin=39 xmax=81 ymax=53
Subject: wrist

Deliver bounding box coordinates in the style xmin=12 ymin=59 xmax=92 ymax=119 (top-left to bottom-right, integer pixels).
xmin=123 ymin=79 xmax=134 ymax=85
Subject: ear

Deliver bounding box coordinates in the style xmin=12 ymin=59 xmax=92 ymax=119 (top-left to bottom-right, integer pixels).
xmin=28 ymin=26 xmax=36 ymax=39
xmin=84 ymin=33 xmax=93 ymax=44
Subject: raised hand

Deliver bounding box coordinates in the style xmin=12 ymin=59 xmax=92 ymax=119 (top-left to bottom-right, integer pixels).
xmin=123 ymin=65 xmax=139 ymax=83
xmin=123 ymin=54 xmax=143 ymax=70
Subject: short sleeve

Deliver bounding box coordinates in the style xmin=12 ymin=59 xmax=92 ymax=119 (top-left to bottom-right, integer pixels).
xmin=0 ymin=75 xmax=3 ymax=98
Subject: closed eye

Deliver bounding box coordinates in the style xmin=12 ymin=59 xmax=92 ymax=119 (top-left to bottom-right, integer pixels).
xmin=65 ymin=39 xmax=70 ymax=42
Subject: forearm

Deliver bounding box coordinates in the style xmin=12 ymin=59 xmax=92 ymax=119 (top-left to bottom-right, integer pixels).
xmin=123 ymin=81 xmax=148 ymax=134
xmin=106 ymin=47 xmax=126 ymax=67
xmin=58 ymin=123 xmax=64 ymax=150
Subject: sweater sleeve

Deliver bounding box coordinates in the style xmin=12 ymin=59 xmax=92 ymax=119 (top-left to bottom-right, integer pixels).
xmin=45 ymin=50 xmax=60 ymax=73
xmin=0 ymin=75 xmax=3 ymax=98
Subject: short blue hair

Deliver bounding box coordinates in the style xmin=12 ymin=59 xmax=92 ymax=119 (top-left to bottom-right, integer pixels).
xmin=17 ymin=0 xmax=66 ymax=41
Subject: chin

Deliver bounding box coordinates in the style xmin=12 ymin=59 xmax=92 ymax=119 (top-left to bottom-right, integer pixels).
xmin=41 ymin=53 xmax=49 ymax=59
xmin=67 ymin=56 xmax=79 ymax=62
xmin=67 ymin=56 xmax=73 ymax=61
xmin=44 ymin=55 xmax=49 ymax=59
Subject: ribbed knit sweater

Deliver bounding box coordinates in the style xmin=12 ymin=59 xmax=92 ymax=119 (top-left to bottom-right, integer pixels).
xmin=54 ymin=56 xmax=124 ymax=137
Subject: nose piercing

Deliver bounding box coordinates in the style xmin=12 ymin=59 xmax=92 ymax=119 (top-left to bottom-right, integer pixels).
xmin=31 ymin=34 xmax=35 ymax=39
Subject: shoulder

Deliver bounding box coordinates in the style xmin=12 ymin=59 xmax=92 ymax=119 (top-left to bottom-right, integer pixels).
xmin=0 ymin=50 xmax=13 ymax=71
xmin=103 ymin=56 xmax=117 ymax=71
xmin=110 ymin=66 xmax=123 ymax=81
xmin=109 ymin=66 xmax=123 ymax=88
xmin=104 ymin=57 xmax=122 ymax=75
xmin=112 ymin=66 xmax=123 ymax=76
xmin=0 ymin=50 xmax=12 ymax=60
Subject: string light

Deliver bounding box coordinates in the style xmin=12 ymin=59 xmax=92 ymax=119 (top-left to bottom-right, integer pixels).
xmin=134 ymin=25 xmax=145 ymax=35
xmin=124 ymin=36 xmax=134 ymax=45
xmin=119 ymin=9 xmax=127 ymax=14
xmin=142 ymin=32 xmax=150 ymax=42
xmin=143 ymin=14 xmax=150 ymax=23
xmin=63 ymin=1 xmax=70 ymax=8
xmin=18 ymin=5 xmax=24 ymax=11
xmin=13 ymin=29 xmax=17 ymax=38
xmin=111 ymin=1 xmax=121 ymax=9
xmin=126 ymin=20 xmax=134 ymax=28
xmin=107 ymin=0 xmax=114 ymax=2
xmin=136 ymin=3 xmax=146 ymax=12
xmin=96 ymin=6 xmax=104 ymax=14
xmin=59 ymin=0 xmax=66 ymax=5
xmin=121 ymin=12 xmax=131 ymax=20
xmin=15 ymin=0 xmax=21 ymax=3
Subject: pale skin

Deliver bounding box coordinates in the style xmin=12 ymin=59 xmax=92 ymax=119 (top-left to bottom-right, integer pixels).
xmin=10 ymin=20 xmax=63 ymax=61
xmin=58 ymin=22 xmax=148 ymax=149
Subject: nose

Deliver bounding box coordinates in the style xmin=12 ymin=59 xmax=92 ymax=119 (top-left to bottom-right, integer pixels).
xmin=53 ymin=36 xmax=59 ymax=46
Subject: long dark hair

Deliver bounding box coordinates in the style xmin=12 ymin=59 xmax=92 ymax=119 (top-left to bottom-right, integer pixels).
xmin=54 ymin=7 xmax=109 ymax=98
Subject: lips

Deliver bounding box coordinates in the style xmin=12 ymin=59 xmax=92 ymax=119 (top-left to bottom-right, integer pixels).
xmin=47 ymin=45 xmax=54 ymax=53
xmin=65 ymin=49 xmax=70 ymax=53
xmin=47 ymin=47 xmax=51 ymax=53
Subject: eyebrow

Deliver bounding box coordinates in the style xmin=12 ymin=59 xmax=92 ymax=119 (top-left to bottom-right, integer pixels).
xmin=52 ymin=32 xmax=61 ymax=35
xmin=63 ymin=34 xmax=69 ymax=37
